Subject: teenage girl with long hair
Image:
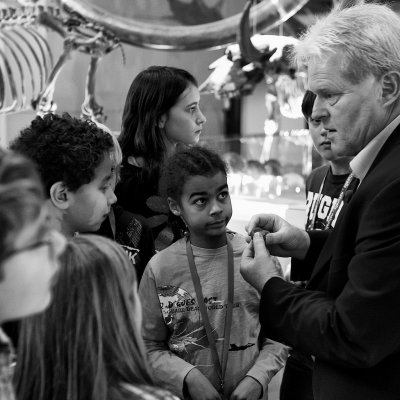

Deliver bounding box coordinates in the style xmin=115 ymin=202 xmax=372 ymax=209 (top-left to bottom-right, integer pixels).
xmin=116 ymin=66 xmax=207 ymax=250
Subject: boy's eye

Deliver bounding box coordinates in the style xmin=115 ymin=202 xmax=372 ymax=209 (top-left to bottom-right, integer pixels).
xmin=309 ymin=118 xmax=321 ymax=127
xmin=218 ymin=191 xmax=229 ymax=200
xmin=100 ymin=183 xmax=111 ymax=193
xmin=194 ymin=198 xmax=206 ymax=206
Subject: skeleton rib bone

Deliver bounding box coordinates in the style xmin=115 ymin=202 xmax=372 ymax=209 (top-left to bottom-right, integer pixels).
xmin=0 ymin=30 xmax=27 ymax=110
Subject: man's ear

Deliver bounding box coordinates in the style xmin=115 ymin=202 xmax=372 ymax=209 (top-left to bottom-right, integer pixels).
xmin=167 ymin=197 xmax=181 ymax=216
xmin=381 ymin=71 xmax=400 ymax=107
xmin=158 ymin=114 xmax=167 ymax=129
xmin=49 ymin=182 xmax=70 ymax=210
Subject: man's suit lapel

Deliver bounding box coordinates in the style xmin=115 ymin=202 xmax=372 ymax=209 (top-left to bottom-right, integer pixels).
xmin=307 ymin=123 xmax=400 ymax=288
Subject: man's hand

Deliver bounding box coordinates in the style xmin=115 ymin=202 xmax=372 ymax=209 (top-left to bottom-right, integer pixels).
xmin=230 ymin=376 xmax=262 ymax=400
xmin=184 ymin=368 xmax=221 ymax=400
xmin=246 ymin=213 xmax=310 ymax=259
xmin=240 ymin=232 xmax=284 ymax=292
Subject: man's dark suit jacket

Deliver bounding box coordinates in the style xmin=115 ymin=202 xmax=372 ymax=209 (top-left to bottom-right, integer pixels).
xmin=260 ymin=124 xmax=400 ymax=400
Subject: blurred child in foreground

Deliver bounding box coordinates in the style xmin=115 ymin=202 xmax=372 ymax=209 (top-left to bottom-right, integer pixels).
xmin=15 ymin=234 xmax=179 ymax=400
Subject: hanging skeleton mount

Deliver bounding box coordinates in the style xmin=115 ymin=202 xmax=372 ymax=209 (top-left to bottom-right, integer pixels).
xmin=0 ymin=0 xmax=308 ymax=120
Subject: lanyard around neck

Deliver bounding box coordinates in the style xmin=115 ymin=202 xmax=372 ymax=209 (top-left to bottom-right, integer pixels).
xmin=308 ymin=169 xmax=354 ymax=231
xmin=307 ymin=169 xmax=328 ymax=230
xmin=185 ymin=235 xmax=234 ymax=395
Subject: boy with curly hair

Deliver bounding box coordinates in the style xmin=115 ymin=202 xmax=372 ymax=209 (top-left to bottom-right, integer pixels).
xmin=10 ymin=113 xmax=117 ymax=238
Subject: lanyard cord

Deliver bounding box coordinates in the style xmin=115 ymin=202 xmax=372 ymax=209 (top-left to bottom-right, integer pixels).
xmin=307 ymin=170 xmax=328 ymax=231
xmin=324 ymin=172 xmax=354 ymax=229
xmin=186 ymin=235 xmax=234 ymax=395
xmin=308 ymin=170 xmax=355 ymax=231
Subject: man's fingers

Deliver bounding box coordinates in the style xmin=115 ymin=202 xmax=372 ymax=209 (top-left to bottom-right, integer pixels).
xmin=253 ymin=232 xmax=270 ymax=257
xmin=245 ymin=214 xmax=267 ymax=235
xmin=242 ymin=239 xmax=254 ymax=259
xmin=263 ymin=231 xmax=281 ymax=246
xmin=245 ymin=213 xmax=279 ymax=236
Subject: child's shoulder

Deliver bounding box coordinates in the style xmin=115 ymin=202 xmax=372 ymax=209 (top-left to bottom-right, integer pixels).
xmin=148 ymin=238 xmax=187 ymax=267
xmin=306 ymin=164 xmax=329 ymax=184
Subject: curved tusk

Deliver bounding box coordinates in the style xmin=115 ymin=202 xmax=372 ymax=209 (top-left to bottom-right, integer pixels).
xmin=239 ymin=0 xmax=265 ymax=64
xmin=60 ymin=0 xmax=309 ymax=51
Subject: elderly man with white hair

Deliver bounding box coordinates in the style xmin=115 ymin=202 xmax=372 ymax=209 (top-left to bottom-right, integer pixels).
xmin=240 ymin=2 xmax=400 ymax=400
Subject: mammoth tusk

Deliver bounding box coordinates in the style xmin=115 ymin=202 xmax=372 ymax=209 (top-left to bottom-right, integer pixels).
xmin=60 ymin=0 xmax=309 ymax=51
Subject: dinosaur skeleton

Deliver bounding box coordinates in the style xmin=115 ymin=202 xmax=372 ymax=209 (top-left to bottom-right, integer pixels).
xmin=0 ymin=0 xmax=308 ymax=121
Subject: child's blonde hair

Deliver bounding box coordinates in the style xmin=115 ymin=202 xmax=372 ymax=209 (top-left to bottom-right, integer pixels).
xmin=15 ymin=234 xmax=154 ymax=400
